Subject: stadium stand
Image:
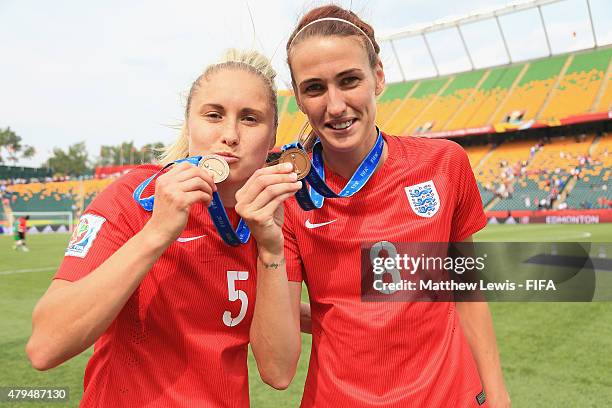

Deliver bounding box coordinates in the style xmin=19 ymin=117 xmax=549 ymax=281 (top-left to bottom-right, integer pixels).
xmin=473 ymin=140 xmax=534 ymax=208
xmin=385 ymin=77 xmax=451 ymax=135
xmin=6 ymin=178 xmax=114 ymax=213
xmin=82 ymin=178 xmax=115 ymax=209
xmin=449 ymin=65 xmax=526 ymax=131
xmin=566 ymin=133 xmax=612 ymax=209
xmin=376 ymin=81 xmax=418 ymax=128
xmin=464 ymin=144 xmax=495 ymax=207
xmin=492 ymin=55 xmax=569 ymax=125
xmin=8 ymin=181 xmax=80 ymax=212
xmin=490 ymin=135 xmax=594 ymax=211
xmin=273 ymin=46 xmax=610 ymax=145
xmin=411 ymin=69 xmax=487 ymax=133
xmin=595 ymin=65 xmax=612 ymax=113
xmin=464 ymin=144 xmax=491 ymax=168
xmin=276 ymin=96 xmax=308 ymax=147
xmin=541 ymin=48 xmax=612 ymax=121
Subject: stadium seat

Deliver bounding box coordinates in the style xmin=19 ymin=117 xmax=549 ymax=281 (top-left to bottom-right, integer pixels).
xmin=455 ymin=65 xmax=526 ymax=130
xmin=595 ymin=76 xmax=612 ymax=113
xmin=8 ymin=181 xmax=79 ymax=212
xmin=276 ymin=96 xmax=308 ymax=147
xmin=376 ymin=81 xmax=418 ymax=129
xmin=474 ymin=140 xmax=533 ymax=208
xmin=541 ymin=48 xmax=612 ymax=121
xmin=6 ymin=178 xmax=117 ymax=214
xmin=82 ymin=179 xmax=115 ymax=209
xmin=464 ymin=145 xmax=491 ymax=168
xmin=274 ymin=47 xmax=611 ymax=141
xmin=492 ymin=55 xmax=569 ymax=124
xmin=385 ymin=77 xmax=451 ymax=135
xmin=491 ymin=135 xmax=596 ymax=210
xmin=566 ymin=134 xmax=612 ymax=209
xmin=411 ymin=69 xmax=487 ymax=133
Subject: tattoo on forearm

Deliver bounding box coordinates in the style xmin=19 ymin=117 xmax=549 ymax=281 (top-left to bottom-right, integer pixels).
xmin=260 ymin=259 xmax=286 ymax=269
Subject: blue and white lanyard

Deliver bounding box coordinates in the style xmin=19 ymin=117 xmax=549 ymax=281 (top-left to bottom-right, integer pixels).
xmin=133 ymin=156 xmax=250 ymax=246
xmin=280 ymin=129 xmax=384 ymax=211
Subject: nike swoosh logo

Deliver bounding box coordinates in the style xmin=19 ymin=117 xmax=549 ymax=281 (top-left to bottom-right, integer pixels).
xmin=176 ymin=234 xmax=207 ymax=243
xmin=305 ymin=219 xmax=337 ymax=229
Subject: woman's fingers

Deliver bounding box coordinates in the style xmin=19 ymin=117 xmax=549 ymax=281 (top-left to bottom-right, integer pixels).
xmin=237 ymin=163 xmax=295 ymax=202
xmin=163 ymin=162 xmax=217 ymax=191
xmin=254 ymin=191 xmax=297 ymax=220
xmin=237 ymin=173 xmax=298 ymax=207
xmin=179 ymin=176 xmax=215 ymax=196
xmin=182 ymin=190 xmax=213 ymax=208
xmin=154 ymin=162 xmax=216 ymax=212
xmin=246 ymin=181 xmax=302 ymax=213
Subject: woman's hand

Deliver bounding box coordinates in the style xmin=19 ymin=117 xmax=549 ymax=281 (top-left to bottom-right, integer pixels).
xmin=235 ymin=163 xmax=301 ymax=256
xmin=144 ymin=162 xmax=216 ymax=243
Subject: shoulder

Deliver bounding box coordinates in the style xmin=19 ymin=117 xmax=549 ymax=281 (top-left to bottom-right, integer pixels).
xmin=383 ymin=133 xmax=467 ymax=163
xmin=109 ymin=165 xmax=161 ymax=190
xmin=86 ymin=165 xmax=160 ymax=215
xmin=97 ymin=165 xmax=160 ymax=198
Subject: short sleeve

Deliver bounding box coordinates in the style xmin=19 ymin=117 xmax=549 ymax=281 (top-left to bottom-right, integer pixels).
xmin=282 ymin=202 xmax=304 ymax=282
xmin=449 ymin=146 xmax=487 ymax=242
xmin=55 ymin=175 xmax=148 ymax=282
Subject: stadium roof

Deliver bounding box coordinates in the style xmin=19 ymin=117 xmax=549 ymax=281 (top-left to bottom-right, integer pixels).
xmin=377 ymin=0 xmax=605 ymax=81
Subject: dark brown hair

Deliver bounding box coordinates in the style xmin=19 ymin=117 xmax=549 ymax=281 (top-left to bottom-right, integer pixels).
xmin=286 ymin=4 xmax=380 ymax=84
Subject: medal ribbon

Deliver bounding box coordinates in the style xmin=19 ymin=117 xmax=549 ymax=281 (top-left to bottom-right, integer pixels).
xmin=133 ymin=156 xmax=250 ymax=246
xmin=281 ymin=129 xmax=384 ymax=211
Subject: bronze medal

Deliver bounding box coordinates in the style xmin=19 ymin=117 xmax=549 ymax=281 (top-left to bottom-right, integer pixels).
xmin=279 ymin=148 xmax=311 ymax=180
xmin=199 ymin=154 xmax=230 ymax=184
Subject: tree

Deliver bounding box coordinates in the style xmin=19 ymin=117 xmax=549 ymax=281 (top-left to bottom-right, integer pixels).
xmin=141 ymin=142 xmax=165 ymax=163
xmin=98 ymin=141 xmax=164 ymax=166
xmin=46 ymin=142 xmax=90 ymax=176
xmin=0 ymin=127 xmax=36 ymax=164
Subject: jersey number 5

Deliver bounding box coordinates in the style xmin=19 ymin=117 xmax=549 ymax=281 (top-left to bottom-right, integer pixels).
xmin=223 ymin=271 xmax=249 ymax=327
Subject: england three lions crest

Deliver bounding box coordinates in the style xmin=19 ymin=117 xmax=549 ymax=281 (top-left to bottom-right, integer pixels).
xmin=405 ymin=180 xmax=440 ymax=218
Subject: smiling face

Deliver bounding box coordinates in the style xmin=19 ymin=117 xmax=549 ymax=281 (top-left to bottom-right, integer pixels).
xmin=290 ymin=35 xmax=384 ymax=155
xmin=186 ymin=68 xmax=276 ymax=186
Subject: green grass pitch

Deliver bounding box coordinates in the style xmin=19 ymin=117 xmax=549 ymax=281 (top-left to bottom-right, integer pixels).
xmin=1 ymin=224 xmax=611 ymax=407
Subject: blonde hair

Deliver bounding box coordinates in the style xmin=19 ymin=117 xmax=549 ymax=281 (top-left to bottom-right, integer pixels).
xmin=159 ymin=49 xmax=278 ymax=165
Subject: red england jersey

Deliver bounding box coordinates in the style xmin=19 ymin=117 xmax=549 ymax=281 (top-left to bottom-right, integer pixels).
xmin=56 ymin=165 xmax=258 ymax=408
xmin=283 ymin=134 xmax=488 ymax=407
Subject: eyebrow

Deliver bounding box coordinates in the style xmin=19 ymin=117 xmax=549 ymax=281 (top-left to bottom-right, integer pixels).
xmin=198 ymin=103 xmax=225 ymax=112
xmin=241 ymin=107 xmax=265 ymax=117
xmin=299 ymin=68 xmax=363 ymax=88
xmin=197 ymin=104 xmax=265 ymax=116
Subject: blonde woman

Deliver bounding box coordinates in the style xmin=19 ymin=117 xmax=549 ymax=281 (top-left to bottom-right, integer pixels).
xmin=26 ymin=49 xmax=301 ymax=407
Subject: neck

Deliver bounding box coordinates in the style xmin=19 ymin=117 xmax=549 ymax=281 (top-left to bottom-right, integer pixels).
xmin=216 ymin=183 xmax=239 ymax=207
xmin=321 ymin=128 xmax=387 ymax=180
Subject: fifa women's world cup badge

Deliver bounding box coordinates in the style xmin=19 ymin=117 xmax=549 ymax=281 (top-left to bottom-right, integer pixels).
xmin=65 ymin=214 xmax=106 ymax=258
xmin=405 ymin=180 xmax=440 ymax=218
